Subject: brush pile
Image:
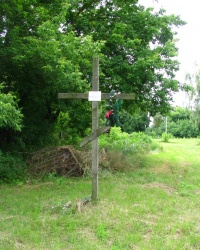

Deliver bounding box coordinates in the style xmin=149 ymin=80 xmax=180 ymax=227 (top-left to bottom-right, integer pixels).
xmin=28 ymin=146 xmax=91 ymax=177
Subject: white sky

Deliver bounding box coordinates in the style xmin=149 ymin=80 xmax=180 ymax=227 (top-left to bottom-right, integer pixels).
xmin=139 ymin=0 xmax=200 ymax=106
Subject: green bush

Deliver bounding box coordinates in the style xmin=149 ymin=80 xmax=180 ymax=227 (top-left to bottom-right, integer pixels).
xmin=0 ymin=151 xmax=28 ymax=184
xmin=145 ymin=129 xmax=156 ymax=138
xmin=99 ymin=127 xmax=158 ymax=155
xmin=161 ymin=132 xmax=173 ymax=142
xmin=99 ymin=127 xmax=161 ymax=171
xmin=150 ymin=108 xmax=199 ymax=138
xmin=0 ymin=85 xmax=23 ymax=131
xmin=161 ymin=132 xmax=168 ymax=142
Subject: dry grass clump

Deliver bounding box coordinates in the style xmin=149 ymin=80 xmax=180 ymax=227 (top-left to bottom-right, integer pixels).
xmin=99 ymin=149 xmax=136 ymax=172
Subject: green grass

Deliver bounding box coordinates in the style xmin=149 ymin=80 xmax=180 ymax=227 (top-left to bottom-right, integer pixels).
xmin=0 ymin=139 xmax=200 ymax=249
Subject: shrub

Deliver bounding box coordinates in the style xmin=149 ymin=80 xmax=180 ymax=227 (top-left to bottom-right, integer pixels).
xmin=100 ymin=150 xmax=132 ymax=172
xmin=161 ymin=132 xmax=173 ymax=142
xmin=99 ymin=127 xmax=161 ymax=171
xmin=99 ymin=127 xmax=158 ymax=155
xmin=0 ymin=151 xmax=28 ymax=184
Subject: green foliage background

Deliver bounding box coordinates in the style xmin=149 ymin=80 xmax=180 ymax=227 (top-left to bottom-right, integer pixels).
xmin=0 ymin=85 xmax=23 ymax=132
xmin=0 ymin=0 xmax=186 ymax=152
xmin=148 ymin=107 xmax=199 ymax=138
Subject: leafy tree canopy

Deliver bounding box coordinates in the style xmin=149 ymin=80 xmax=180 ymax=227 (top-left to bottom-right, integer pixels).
xmin=65 ymin=0 xmax=185 ymax=114
xmin=0 ymin=0 xmax=186 ymax=150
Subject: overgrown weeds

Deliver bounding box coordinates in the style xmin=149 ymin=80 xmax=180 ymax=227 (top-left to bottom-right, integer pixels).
xmin=161 ymin=132 xmax=173 ymax=142
xmin=99 ymin=127 xmax=162 ymax=172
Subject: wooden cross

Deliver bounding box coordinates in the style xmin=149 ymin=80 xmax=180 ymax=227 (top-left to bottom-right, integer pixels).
xmin=58 ymin=57 xmax=135 ymax=202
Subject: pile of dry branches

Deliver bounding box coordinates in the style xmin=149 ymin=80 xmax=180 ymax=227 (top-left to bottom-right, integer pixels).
xmin=27 ymin=146 xmax=91 ymax=177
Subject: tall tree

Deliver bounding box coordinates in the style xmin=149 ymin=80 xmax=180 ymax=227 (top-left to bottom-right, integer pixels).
xmin=66 ymin=0 xmax=185 ymax=115
xmin=0 ymin=0 xmax=103 ymax=150
xmin=0 ymin=0 xmax=186 ymax=150
xmin=185 ymin=64 xmax=200 ymax=131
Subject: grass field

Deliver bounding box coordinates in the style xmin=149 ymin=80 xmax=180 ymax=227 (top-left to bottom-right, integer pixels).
xmin=0 ymin=139 xmax=199 ymax=249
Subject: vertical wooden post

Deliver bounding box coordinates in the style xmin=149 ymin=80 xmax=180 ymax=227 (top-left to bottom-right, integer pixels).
xmin=58 ymin=57 xmax=135 ymax=203
xmin=165 ymin=116 xmax=168 ymax=134
xmin=91 ymin=57 xmax=99 ymax=202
